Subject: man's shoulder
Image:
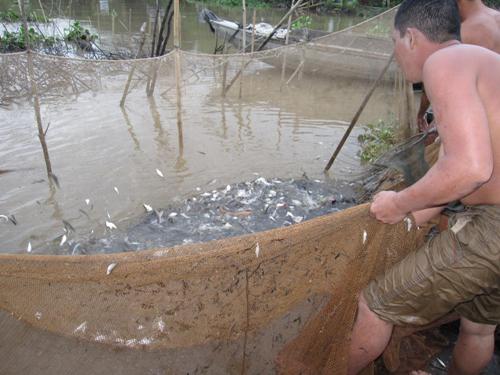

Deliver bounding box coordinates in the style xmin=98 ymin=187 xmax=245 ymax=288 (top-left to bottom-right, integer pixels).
xmin=461 ymin=16 xmax=496 ymax=48
xmin=422 ymin=45 xmax=483 ymax=87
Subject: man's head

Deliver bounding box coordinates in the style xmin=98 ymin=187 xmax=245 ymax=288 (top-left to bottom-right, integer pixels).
xmin=393 ymin=0 xmax=461 ymax=82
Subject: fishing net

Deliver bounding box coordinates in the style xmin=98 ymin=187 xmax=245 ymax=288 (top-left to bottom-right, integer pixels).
xmin=0 ymin=5 xmax=433 ymax=374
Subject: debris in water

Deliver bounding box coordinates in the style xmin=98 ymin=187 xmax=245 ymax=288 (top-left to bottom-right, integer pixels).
xmin=255 ymin=242 xmax=260 ymax=258
xmin=105 ymin=221 xmax=117 ymax=230
xmin=106 ymin=263 xmax=117 ymax=275
xmin=106 ymin=210 xmax=111 ymax=219
xmin=85 ymin=198 xmax=90 ymax=205
xmin=155 ymin=210 xmax=164 ymax=224
xmin=143 ymin=204 xmax=153 ymax=212
xmin=60 ymin=234 xmax=67 ymax=247
xmin=27 ymin=242 xmax=32 ymax=253
xmin=9 ymin=215 xmax=17 ymax=225
xmin=63 ymin=220 xmax=75 ymax=233
xmin=156 ymin=169 xmax=164 ymax=178
xmin=114 ymin=186 xmax=120 ymax=195
xmin=363 ymin=230 xmax=367 ymax=244
xmin=0 ymin=215 xmax=8 ymax=223
xmin=74 ymin=321 xmax=87 ymax=334
xmin=168 ymin=212 xmax=178 ymax=218
xmin=35 ymin=312 xmax=42 ymax=320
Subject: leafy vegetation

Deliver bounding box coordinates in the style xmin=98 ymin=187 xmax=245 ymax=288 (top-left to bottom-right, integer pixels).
xmin=0 ymin=25 xmax=57 ymax=52
xmin=291 ymin=15 xmax=311 ymax=29
xmin=64 ymin=21 xmax=98 ymax=43
xmin=357 ymin=119 xmax=397 ymax=164
xmin=0 ymin=21 xmax=98 ymax=53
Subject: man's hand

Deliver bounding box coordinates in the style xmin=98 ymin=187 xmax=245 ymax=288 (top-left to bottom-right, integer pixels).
xmin=370 ymin=191 xmax=407 ymax=224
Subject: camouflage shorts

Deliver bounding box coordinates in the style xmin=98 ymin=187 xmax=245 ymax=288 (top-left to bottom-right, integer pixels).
xmin=364 ymin=205 xmax=500 ymax=326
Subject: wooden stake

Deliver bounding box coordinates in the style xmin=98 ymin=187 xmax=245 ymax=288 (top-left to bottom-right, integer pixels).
xmin=120 ymin=23 xmax=147 ymax=107
xmin=280 ymin=0 xmax=294 ymax=89
xmin=324 ymin=52 xmax=394 ymax=172
xmin=173 ymin=0 xmax=183 ymax=134
xmin=251 ymin=9 xmax=256 ymax=53
xmin=239 ymin=0 xmax=247 ymax=99
xmin=19 ymin=0 xmax=54 ymax=181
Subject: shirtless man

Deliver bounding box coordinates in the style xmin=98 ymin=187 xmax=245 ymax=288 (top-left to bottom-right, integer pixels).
xmin=347 ymin=0 xmax=500 ymax=374
xmin=417 ymin=0 xmax=500 ymax=132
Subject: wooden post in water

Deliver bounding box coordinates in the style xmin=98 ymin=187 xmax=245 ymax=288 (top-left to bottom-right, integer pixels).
xmin=238 ymin=0 xmax=247 ymax=99
xmin=120 ymin=23 xmax=147 ymax=107
xmin=251 ymin=9 xmax=256 ymax=53
xmin=324 ymin=52 xmax=395 ymax=172
xmin=173 ymin=0 xmax=183 ymax=137
xmin=19 ymin=0 xmax=54 ymax=183
xmin=280 ymin=0 xmax=294 ymax=90
xmin=128 ymin=8 xmax=132 ymax=35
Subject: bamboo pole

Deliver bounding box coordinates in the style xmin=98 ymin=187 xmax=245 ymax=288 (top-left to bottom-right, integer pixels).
xmin=173 ymin=0 xmax=183 ymax=133
xmin=280 ymin=0 xmax=294 ymax=89
xmin=128 ymin=8 xmax=132 ymax=35
xmin=238 ymin=0 xmax=247 ymax=99
xmin=324 ymin=52 xmax=394 ymax=172
xmin=19 ymin=0 xmax=54 ymax=183
xmin=150 ymin=0 xmax=160 ymax=57
xmin=251 ymin=9 xmax=256 ymax=53
xmin=119 ymin=22 xmax=147 ymax=107
xmin=156 ymin=0 xmax=173 ymax=56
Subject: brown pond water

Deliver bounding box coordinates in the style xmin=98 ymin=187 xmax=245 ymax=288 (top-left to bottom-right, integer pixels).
xmin=0 ymin=1 xmax=397 ymax=254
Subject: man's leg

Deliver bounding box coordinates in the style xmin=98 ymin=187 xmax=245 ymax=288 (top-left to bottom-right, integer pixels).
xmin=448 ymin=317 xmax=496 ymax=375
xmin=347 ymin=293 xmax=393 ymax=375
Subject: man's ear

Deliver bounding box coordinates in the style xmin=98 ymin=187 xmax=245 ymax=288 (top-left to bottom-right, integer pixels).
xmin=406 ymin=27 xmax=418 ymax=50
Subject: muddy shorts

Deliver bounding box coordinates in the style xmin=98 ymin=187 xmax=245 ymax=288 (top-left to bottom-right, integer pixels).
xmin=364 ymin=204 xmax=500 ymax=326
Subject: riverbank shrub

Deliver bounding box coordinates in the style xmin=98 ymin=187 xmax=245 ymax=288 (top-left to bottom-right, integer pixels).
xmin=0 ymin=25 xmax=57 ymax=52
xmin=357 ymin=119 xmax=396 ymax=164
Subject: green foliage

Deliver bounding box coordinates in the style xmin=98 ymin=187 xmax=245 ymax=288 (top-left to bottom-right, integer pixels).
xmin=291 ymin=15 xmax=311 ymax=29
xmin=357 ymin=119 xmax=396 ymax=164
xmin=0 ymin=9 xmax=19 ymax=21
xmin=64 ymin=21 xmax=97 ymax=42
xmin=0 ymin=25 xmax=58 ymax=52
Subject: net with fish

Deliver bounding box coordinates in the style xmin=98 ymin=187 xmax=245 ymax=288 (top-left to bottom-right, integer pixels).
xmin=0 ymin=5 xmax=431 ymax=374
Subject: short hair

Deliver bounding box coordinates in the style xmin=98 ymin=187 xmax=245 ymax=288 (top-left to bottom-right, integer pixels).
xmin=394 ymin=0 xmax=461 ymax=43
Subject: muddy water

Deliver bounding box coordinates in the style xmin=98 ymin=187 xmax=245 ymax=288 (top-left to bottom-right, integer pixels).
xmin=0 ymin=2 xmax=395 ymax=254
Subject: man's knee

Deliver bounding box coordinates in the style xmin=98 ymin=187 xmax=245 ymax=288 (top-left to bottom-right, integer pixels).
xmin=459 ymin=317 xmax=497 ymax=338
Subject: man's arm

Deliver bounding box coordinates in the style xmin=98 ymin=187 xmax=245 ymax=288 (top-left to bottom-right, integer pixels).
xmin=371 ymin=50 xmax=493 ymax=224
